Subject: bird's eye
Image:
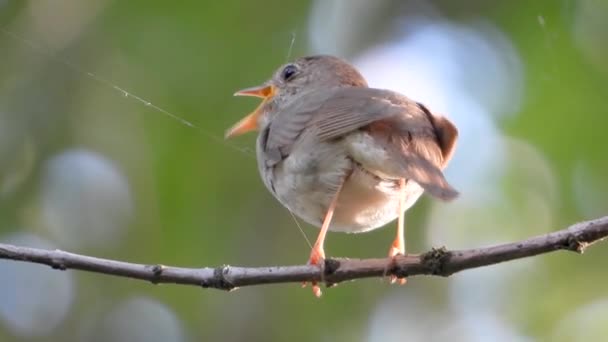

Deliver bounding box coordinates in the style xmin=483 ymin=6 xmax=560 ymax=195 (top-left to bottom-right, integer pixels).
xmin=281 ymin=64 xmax=298 ymax=81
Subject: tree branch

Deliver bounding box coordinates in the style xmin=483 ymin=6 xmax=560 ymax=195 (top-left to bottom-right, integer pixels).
xmin=0 ymin=216 xmax=606 ymax=291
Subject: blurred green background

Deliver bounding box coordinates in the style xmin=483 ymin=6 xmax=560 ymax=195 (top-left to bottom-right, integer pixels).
xmin=1 ymin=0 xmax=607 ymax=341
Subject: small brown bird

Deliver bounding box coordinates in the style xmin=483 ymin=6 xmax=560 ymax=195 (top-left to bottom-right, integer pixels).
xmin=226 ymin=55 xmax=458 ymax=296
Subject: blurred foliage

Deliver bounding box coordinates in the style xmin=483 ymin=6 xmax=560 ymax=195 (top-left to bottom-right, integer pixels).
xmin=1 ymin=0 xmax=607 ymax=341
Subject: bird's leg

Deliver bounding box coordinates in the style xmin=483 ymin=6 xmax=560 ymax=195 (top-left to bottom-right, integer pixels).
xmin=388 ymin=178 xmax=407 ymax=285
xmin=305 ymin=181 xmax=344 ymax=297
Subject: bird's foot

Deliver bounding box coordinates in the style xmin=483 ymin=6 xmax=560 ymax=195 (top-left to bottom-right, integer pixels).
xmin=303 ymin=246 xmax=325 ymax=297
xmin=388 ymin=242 xmax=407 ymax=285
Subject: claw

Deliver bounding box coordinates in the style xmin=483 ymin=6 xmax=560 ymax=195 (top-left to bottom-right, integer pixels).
xmin=304 ymin=246 xmax=325 ymax=297
xmin=312 ymin=284 xmax=322 ymax=298
xmin=388 ymin=242 xmax=407 ymax=285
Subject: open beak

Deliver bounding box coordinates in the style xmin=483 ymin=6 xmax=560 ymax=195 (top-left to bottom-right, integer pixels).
xmin=225 ymin=84 xmax=275 ymax=138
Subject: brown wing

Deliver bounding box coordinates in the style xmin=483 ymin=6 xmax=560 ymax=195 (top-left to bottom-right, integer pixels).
xmin=357 ymin=118 xmax=458 ymax=200
xmin=263 ymin=87 xmax=459 ymax=200
xmin=261 ymin=90 xmax=331 ymax=167
xmin=264 ymin=87 xmax=401 ymax=161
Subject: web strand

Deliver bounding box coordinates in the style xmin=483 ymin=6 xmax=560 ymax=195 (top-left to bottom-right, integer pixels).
xmin=0 ymin=27 xmax=255 ymax=158
xmin=285 ymin=31 xmax=297 ymax=62
xmin=288 ymin=209 xmax=312 ymax=249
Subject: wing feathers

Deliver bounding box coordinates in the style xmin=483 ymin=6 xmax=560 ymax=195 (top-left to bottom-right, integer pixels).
xmin=263 ymin=87 xmax=459 ymax=200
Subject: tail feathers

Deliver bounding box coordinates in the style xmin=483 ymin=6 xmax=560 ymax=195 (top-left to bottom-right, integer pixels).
xmin=417 ymin=176 xmax=459 ymax=201
xmin=396 ymin=151 xmax=459 ymax=201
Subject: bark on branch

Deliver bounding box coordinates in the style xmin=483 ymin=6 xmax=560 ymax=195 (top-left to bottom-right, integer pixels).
xmin=0 ymin=216 xmax=607 ymax=292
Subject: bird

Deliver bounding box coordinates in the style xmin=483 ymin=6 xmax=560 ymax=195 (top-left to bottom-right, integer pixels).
xmin=225 ymin=55 xmax=458 ymax=296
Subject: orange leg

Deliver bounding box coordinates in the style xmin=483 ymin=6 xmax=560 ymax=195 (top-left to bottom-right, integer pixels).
xmin=388 ymin=178 xmax=407 ymax=285
xmin=305 ymin=182 xmax=344 ymax=297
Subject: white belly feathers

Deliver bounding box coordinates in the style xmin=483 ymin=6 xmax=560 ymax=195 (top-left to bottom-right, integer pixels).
xmin=260 ymin=131 xmax=424 ymax=233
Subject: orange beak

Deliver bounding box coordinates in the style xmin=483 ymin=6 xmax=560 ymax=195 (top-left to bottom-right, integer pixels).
xmin=225 ymin=84 xmax=275 ymax=138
